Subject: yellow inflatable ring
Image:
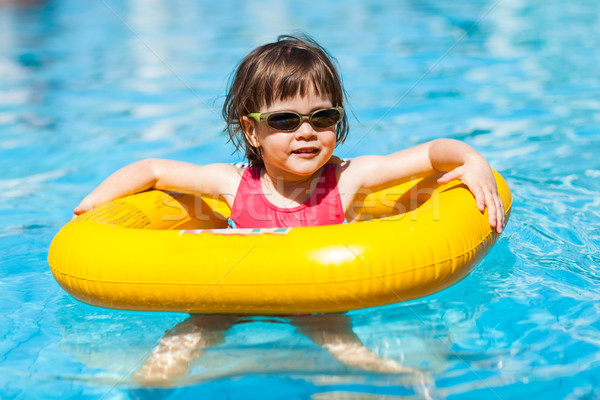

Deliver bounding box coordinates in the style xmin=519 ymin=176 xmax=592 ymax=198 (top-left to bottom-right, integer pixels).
xmin=48 ymin=171 xmax=511 ymax=315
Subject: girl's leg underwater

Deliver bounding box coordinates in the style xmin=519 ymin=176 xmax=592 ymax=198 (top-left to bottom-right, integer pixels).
xmin=134 ymin=314 xmax=237 ymax=383
xmin=289 ymin=314 xmax=418 ymax=374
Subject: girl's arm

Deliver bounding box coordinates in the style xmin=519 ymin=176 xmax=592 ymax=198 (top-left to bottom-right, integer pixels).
xmin=73 ymin=159 xmax=240 ymax=216
xmin=344 ymin=139 xmax=505 ymax=233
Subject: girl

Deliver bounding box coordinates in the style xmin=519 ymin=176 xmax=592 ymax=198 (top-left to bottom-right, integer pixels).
xmin=74 ymin=35 xmax=505 ymax=231
xmin=74 ymin=35 xmax=505 ymax=382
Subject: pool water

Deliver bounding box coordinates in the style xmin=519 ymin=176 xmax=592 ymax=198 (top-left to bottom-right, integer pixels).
xmin=2 ymin=0 xmax=600 ymax=398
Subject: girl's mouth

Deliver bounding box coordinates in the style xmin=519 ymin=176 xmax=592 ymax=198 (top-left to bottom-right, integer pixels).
xmin=292 ymin=148 xmax=319 ymax=155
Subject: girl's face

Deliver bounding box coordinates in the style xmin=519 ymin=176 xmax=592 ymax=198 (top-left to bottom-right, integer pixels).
xmin=242 ymin=89 xmax=337 ymax=182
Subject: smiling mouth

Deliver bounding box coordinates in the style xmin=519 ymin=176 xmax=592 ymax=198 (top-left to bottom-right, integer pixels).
xmin=292 ymin=148 xmax=319 ymax=154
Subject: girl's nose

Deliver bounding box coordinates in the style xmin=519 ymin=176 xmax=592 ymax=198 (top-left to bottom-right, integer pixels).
xmin=294 ymin=121 xmax=317 ymax=139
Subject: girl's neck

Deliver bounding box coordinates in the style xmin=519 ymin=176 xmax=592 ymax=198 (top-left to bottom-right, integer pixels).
xmin=259 ymin=165 xmax=326 ymax=208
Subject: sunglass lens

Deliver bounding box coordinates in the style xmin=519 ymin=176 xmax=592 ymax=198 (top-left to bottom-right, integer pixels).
xmin=267 ymin=113 xmax=300 ymax=131
xmin=312 ymin=109 xmax=342 ymax=128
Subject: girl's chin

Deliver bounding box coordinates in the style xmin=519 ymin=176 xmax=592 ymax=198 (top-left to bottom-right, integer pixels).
xmin=265 ymin=154 xmax=332 ymax=178
xmin=293 ymin=162 xmax=329 ymax=176
xmin=274 ymin=163 xmax=323 ymax=178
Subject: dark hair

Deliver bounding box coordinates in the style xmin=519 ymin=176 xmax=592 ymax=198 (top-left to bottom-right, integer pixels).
xmin=223 ymin=34 xmax=349 ymax=166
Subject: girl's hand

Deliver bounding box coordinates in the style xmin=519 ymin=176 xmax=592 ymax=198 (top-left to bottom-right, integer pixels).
xmin=436 ymin=154 xmax=505 ymax=233
xmin=72 ymin=198 xmax=95 ymax=219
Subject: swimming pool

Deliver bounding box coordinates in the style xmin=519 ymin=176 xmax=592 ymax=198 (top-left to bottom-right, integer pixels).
xmin=2 ymin=0 xmax=599 ymax=398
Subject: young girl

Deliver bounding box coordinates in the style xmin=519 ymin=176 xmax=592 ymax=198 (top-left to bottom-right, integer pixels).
xmin=74 ymin=35 xmax=505 ymax=232
xmin=74 ymin=35 xmax=505 ymax=382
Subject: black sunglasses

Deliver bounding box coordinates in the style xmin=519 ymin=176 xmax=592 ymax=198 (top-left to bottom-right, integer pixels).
xmin=247 ymin=107 xmax=344 ymax=132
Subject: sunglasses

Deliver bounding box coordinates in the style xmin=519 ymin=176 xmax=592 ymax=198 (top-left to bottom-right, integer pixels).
xmin=247 ymin=107 xmax=344 ymax=132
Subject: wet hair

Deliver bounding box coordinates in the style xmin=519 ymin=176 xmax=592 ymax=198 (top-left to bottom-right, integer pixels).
xmin=223 ymin=34 xmax=349 ymax=166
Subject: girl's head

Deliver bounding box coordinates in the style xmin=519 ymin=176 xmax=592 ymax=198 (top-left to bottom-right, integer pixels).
xmin=223 ymin=34 xmax=349 ymax=167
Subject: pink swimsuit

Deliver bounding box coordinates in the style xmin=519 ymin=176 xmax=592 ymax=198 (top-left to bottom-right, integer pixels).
xmin=230 ymin=164 xmax=345 ymax=228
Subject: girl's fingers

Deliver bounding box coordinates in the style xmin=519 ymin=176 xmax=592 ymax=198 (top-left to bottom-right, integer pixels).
xmin=486 ymin=189 xmax=504 ymax=234
xmin=480 ymin=186 xmax=507 ymax=234
xmin=73 ymin=203 xmax=94 ymax=219
xmin=437 ymin=168 xmax=462 ymax=184
xmin=72 ymin=205 xmax=88 ymax=220
xmin=439 ymin=168 xmax=505 ymax=233
xmin=482 ymin=189 xmax=496 ymax=227
xmin=74 ymin=198 xmax=95 ymax=216
xmin=497 ymin=197 xmax=506 ymax=233
xmin=73 ymin=206 xmax=86 ymax=216
xmin=473 ymin=186 xmax=486 ymax=213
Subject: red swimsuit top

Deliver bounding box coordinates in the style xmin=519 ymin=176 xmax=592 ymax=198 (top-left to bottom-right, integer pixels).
xmin=230 ymin=164 xmax=345 ymax=229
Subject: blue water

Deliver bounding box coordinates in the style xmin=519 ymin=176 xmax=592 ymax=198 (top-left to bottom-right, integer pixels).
xmin=2 ymin=0 xmax=600 ymax=398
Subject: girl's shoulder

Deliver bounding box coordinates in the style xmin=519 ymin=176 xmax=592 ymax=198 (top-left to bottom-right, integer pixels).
xmin=334 ymin=155 xmax=374 ymax=183
xmin=189 ymin=161 xmax=244 ymax=193
xmin=196 ymin=162 xmax=245 ymax=207
xmin=218 ymin=162 xmax=246 ymax=185
xmin=199 ymin=162 xmax=245 ymax=178
xmin=332 ymin=156 xmax=371 ymax=202
xmin=335 ymin=154 xmax=392 ymax=196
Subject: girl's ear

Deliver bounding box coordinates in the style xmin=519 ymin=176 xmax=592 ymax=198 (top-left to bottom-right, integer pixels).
xmin=241 ymin=116 xmax=260 ymax=148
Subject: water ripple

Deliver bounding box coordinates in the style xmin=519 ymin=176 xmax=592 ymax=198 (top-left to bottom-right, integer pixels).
xmin=2 ymin=0 xmax=600 ymax=398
